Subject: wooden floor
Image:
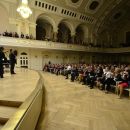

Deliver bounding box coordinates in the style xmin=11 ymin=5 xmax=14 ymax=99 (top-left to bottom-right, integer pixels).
xmin=36 ymin=72 xmax=130 ymax=130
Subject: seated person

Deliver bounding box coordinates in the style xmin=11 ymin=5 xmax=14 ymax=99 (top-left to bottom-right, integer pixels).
xmin=26 ymin=34 xmax=29 ymax=39
xmin=96 ymin=77 xmax=104 ymax=90
xmin=21 ymin=32 xmax=24 ymax=38
xmin=14 ymin=32 xmax=19 ymax=38
xmin=116 ymin=68 xmax=129 ymax=98
xmin=114 ymin=68 xmax=122 ymax=94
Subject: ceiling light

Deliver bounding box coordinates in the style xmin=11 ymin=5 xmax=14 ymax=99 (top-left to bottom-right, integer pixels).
xmin=17 ymin=0 xmax=32 ymax=19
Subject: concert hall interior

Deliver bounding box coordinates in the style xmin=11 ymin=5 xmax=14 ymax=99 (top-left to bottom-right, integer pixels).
xmin=0 ymin=0 xmax=130 ymax=130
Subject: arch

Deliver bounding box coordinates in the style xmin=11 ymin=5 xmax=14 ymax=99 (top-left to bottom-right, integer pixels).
xmin=57 ymin=20 xmax=73 ymax=43
xmin=36 ymin=14 xmax=56 ymax=30
xmin=36 ymin=14 xmax=55 ymax=40
xmin=76 ymin=23 xmax=88 ymax=36
xmin=58 ymin=19 xmax=75 ymax=34
xmin=75 ymin=23 xmax=88 ymax=44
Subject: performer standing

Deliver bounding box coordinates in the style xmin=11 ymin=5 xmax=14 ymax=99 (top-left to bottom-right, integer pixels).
xmin=0 ymin=47 xmax=7 ymax=78
xmin=9 ymin=49 xmax=17 ymax=74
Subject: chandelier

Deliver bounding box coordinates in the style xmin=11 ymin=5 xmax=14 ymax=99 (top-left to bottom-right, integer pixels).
xmin=17 ymin=0 xmax=32 ymax=19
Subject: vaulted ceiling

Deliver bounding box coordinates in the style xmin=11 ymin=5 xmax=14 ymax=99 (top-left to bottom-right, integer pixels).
xmin=44 ymin=0 xmax=126 ymax=17
xmin=93 ymin=0 xmax=130 ymax=34
xmin=40 ymin=0 xmax=129 ymax=34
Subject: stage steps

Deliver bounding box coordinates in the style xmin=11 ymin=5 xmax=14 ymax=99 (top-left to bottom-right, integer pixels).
xmin=0 ymin=100 xmax=22 ymax=129
xmin=0 ymin=124 xmax=3 ymax=130
xmin=0 ymin=106 xmax=18 ymax=124
xmin=0 ymin=100 xmax=22 ymax=107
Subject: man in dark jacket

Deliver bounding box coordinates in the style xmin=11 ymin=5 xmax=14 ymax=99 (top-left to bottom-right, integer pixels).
xmin=0 ymin=47 xmax=7 ymax=78
xmin=9 ymin=49 xmax=17 ymax=74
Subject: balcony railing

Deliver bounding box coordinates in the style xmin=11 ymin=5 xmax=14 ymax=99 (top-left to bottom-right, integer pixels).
xmin=0 ymin=36 xmax=130 ymax=53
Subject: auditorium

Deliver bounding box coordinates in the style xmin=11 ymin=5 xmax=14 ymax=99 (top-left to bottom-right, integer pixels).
xmin=0 ymin=0 xmax=130 ymax=130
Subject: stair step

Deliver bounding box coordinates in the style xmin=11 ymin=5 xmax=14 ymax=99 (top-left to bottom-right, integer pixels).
xmin=0 ymin=124 xmax=4 ymax=130
xmin=0 ymin=106 xmax=18 ymax=124
xmin=0 ymin=100 xmax=22 ymax=107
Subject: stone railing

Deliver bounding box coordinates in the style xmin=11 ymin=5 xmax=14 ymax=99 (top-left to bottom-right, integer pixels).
xmin=0 ymin=36 xmax=87 ymax=52
xmin=0 ymin=36 xmax=130 ymax=53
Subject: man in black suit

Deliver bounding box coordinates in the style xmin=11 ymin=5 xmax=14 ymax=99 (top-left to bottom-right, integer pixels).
xmin=0 ymin=47 xmax=7 ymax=78
xmin=9 ymin=49 xmax=17 ymax=74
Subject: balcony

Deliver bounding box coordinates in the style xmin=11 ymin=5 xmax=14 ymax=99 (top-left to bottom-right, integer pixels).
xmin=0 ymin=36 xmax=130 ymax=53
xmin=0 ymin=36 xmax=87 ymax=52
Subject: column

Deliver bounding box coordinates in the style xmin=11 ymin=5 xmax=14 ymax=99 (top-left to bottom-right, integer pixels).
xmin=53 ymin=27 xmax=58 ymax=42
xmin=53 ymin=32 xmax=58 ymax=42
xmin=29 ymin=22 xmax=36 ymax=39
xmin=71 ymin=35 xmax=75 ymax=44
xmin=70 ymin=32 xmax=76 ymax=44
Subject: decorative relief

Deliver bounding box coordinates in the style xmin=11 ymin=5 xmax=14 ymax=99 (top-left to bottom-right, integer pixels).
xmin=85 ymin=0 xmax=103 ymax=14
xmin=111 ymin=10 xmax=125 ymax=21
xmin=65 ymin=0 xmax=83 ymax=8
xmin=71 ymin=0 xmax=80 ymax=3
xmin=34 ymin=0 xmax=95 ymax=24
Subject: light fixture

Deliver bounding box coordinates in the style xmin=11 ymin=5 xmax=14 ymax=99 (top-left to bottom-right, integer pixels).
xmin=17 ymin=0 xmax=32 ymax=19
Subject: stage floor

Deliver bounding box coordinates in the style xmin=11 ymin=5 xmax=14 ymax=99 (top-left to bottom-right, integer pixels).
xmin=0 ymin=68 xmax=39 ymax=102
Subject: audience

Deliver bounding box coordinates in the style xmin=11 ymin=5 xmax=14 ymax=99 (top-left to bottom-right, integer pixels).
xmin=1 ymin=30 xmax=35 ymax=40
xmin=1 ymin=31 xmax=130 ymax=48
xmin=43 ymin=63 xmax=130 ymax=99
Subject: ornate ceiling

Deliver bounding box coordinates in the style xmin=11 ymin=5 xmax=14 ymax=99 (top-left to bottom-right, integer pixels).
xmin=39 ymin=0 xmax=129 ymax=34
xmin=93 ymin=0 xmax=130 ymax=34
xmin=44 ymin=0 xmax=128 ymax=18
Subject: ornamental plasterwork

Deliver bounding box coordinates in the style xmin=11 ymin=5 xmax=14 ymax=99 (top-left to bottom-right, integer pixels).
xmin=65 ymin=0 xmax=83 ymax=8
xmin=85 ymin=0 xmax=103 ymax=14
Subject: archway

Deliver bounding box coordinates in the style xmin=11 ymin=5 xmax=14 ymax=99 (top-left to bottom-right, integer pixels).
xmin=57 ymin=22 xmax=71 ymax=43
xmin=75 ymin=24 xmax=88 ymax=45
xmin=36 ymin=18 xmax=53 ymax=41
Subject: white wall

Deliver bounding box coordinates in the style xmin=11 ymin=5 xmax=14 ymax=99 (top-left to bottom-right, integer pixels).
xmin=0 ymin=4 xmax=9 ymax=33
xmin=30 ymin=49 xmax=43 ymax=70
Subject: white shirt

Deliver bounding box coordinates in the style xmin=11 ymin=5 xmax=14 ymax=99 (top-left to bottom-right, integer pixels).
xmin=67 ymin=65 xmax=71 ymax=70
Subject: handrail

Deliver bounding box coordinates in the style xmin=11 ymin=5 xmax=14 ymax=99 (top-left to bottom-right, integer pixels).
xmin=1 ymin=36 xmax=130 ymax=53
xmin=1 ymin=72 xmax=43 ymax=130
